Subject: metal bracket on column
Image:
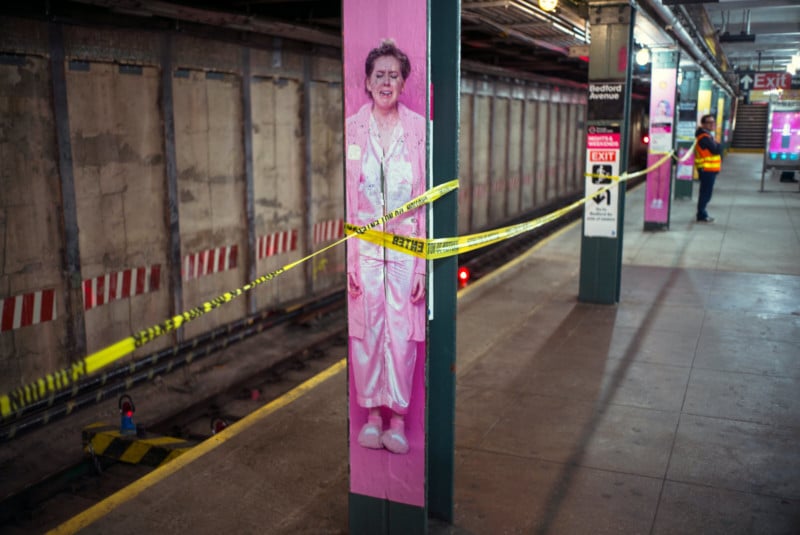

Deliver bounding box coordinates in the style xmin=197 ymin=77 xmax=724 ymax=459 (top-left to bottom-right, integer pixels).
xmin=589 ymin=3 xmax=633 ymax=25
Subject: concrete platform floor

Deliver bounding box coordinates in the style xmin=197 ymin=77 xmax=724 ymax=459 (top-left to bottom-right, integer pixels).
xmin=60 ymin=153 xmax=800 ymax=534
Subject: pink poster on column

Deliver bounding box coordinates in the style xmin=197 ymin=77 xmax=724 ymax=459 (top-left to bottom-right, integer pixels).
xmin=645 ymin=64 xmax=677 ymax=224
xmin=343 ymin=0 xmax=428 ymax=507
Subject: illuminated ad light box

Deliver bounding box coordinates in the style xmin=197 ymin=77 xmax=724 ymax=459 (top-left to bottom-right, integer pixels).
xmin=765 ymin=103 xmax=800 ymax=167
xmin=343 ymin=0 xmax=429 ymax=512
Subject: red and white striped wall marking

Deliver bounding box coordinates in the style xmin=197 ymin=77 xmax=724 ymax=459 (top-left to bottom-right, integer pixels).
xmin=83 ymin=265 xmax=161 ymax=311
xmin=313 ymin=219 xmax=344 ymax=245
xmin=1 ymin=289 xmax=57 ymax=333
xmin=183 ymin=245 xmax=238 ymax=282
xmin=257 ymin=229 xmax=298 ymax=259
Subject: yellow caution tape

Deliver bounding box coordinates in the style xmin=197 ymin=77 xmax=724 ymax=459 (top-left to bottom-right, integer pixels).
xmin=350 ymin=149 xmax=685 ymax=260
xmin=1 ymin=138 xmax=696 ymax=421
xmin=0 ymin=180 xmax=458 ymax=420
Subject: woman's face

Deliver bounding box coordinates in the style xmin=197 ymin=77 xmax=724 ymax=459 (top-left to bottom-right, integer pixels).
xmin=366 ymin=55 xmax=405 ymax=112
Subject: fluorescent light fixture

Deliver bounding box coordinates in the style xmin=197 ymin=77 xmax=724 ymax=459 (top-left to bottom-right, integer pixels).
xmin=539 ymin=0 xmax=558 ymax=11
xmin=636 ymin=47 xmax=651 ymax=66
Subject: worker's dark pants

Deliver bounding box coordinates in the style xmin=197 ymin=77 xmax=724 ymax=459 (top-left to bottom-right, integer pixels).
xmin=696 ymin=170 xmax=717 ymax=220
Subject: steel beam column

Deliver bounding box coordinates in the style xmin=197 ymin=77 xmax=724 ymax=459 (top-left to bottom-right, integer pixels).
xmin=578 ymin=2 xmax=636 ymax=304
xmin=49 ymin=23 xmax=87 ymax=359
xmin=428 ymin=0 xmax=460 ymax=523
xmin=242 ymin=46 xmax=257 ymax=313
xmin=160 ymin=33 xmax=184 ymax=341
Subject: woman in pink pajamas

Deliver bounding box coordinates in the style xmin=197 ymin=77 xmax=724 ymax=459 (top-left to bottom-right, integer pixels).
xmin=345 ymin=39 xmax=426 ymax=455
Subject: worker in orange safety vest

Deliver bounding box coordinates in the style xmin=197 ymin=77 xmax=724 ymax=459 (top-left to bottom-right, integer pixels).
xmin=694 ymin=114 xmax=722 ymax=223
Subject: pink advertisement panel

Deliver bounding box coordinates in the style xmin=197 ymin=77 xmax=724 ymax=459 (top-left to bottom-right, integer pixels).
xmin=343 ymin=0 xmax=428 ymax=507
xmin=767 ymin=110 xmax=800 ymax=162
xmin=645 ymin=65 xmax=677 ymax=224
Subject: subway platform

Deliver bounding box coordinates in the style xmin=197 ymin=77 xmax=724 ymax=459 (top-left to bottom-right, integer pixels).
xmin=56 ymin=153 xmax=800 ymax=534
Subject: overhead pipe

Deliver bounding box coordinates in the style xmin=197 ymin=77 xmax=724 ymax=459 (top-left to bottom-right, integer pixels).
xmin=638 ymin=0 xmax=736 ymax=97
xmin=745 ymin=9 xmax=751 ymax=36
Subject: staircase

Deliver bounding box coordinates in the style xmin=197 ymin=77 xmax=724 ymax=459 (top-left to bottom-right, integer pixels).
xmin=732 ymin=103 xmax=768 ymax=150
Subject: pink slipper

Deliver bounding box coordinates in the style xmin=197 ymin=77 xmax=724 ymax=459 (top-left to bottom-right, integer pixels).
xmin=380 ymin=428 xmax=409 ymax=454
xmin=358 ymin=421 xmax=383 ymax=449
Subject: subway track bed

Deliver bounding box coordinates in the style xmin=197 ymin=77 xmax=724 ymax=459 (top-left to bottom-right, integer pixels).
xmin=0 ymin=298 xmax=347 ymax=535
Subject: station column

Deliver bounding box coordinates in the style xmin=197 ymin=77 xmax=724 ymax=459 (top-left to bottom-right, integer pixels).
xmin=343 ymin=0 xmax=459 ymax=532
xmin=579 ymin=1 xmax=636 ymax=304
xmin=428 ymin=0 xmax=460 ymax=525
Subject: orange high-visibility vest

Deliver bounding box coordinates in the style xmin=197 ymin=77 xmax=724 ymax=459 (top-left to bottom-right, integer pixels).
xmin=694 ymin=132 xmax=721 ymax=172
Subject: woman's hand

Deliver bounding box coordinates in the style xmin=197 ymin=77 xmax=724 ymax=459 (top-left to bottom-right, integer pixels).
xmin=410 ymin=272 xmax=425 ymax=303
xmin=348 ymin=272 xmax=362 ymax=298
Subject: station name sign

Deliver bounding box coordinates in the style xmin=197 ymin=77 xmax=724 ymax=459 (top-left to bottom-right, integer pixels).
xmin=588 ymin=82 xmax=625 ymax=120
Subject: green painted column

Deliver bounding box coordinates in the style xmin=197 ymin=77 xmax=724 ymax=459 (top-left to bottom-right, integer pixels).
xmin=428 ymin=0 xmax=460 ymax=524
xmin=579 ymin=2 xmax=636 ymax=305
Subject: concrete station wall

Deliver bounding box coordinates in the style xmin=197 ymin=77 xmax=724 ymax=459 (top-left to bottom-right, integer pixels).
xmin=471 ymin=87 xmax=492 ymax=232
xmin=174 ymin=67 xmax=247 ymax=340
xmin=308 ymin=78 xmax=345 ymax=294
xmin=0 ymin=50 xmax=67 ymax=387
xmin=521 ymin=96 xmax=536 ymax=212
xmin=459 ymin=74 xmax=587 ymax=236
xmin=457 ymin=87 xmax=473 ymax=234
xmin=67 ymin=61 xmax=172 ymax=354
xmin=507 ymin=96 xmax=523 ymax=218
xmin=250 ymin=74 xmax=305 ymax=310
xmin=0 ymin=16 xmax=587 ymax=393
xmin=0 ymin=18 xmax=344 ymax=393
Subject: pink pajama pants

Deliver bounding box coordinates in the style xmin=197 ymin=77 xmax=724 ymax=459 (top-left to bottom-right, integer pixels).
xmin=351 ymin=250 xmax=419 ymax=414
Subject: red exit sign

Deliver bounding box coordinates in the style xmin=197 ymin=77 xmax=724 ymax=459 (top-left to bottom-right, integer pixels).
xmin=740 ymin=72 xmax=793 ymax=91
xmin=589 ymin=150 xmax=617 ymax=162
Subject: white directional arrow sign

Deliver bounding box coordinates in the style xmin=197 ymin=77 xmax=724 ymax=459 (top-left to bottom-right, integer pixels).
xmin=740 ymin=74 xmax=754 ymax=90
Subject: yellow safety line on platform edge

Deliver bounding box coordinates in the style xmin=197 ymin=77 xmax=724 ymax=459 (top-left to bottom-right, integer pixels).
xmin=47 ymin=358 xmax=347 ymax=535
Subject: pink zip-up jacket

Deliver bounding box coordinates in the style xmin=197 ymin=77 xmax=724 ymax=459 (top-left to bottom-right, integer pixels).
xmin=345 ymin=102 xmax=427 ymax=341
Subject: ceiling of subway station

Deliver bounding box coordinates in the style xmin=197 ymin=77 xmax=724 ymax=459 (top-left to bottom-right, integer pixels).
xmin=3 ymin=0 xmax=799 ymax=92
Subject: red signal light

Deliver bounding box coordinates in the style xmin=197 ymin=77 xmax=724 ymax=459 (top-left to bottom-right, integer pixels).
xmin=212 ymin=418 xmax=227 ymax=435
xmin=458 ymin=266 xmax=470 ymax=285
xmin=642 ymin=134 xmax=650 ymax=145
xmin=121 ymin=401 xmax=133 ymax=414
xmin=119 ymin=395 xmax=136 ymax=435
